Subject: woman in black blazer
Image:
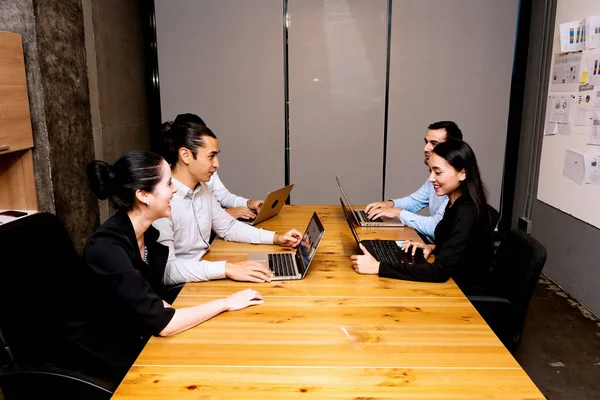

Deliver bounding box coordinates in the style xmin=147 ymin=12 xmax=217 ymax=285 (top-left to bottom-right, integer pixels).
xmin=59 ymin=151 xmax=263 ymax=388
xmin=351 ymin=139 xmax=492 ymax=295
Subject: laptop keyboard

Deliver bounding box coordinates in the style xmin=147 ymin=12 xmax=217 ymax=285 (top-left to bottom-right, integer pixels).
xmin=268 ymin=253 xmax=296 ymax=276
xmin=357 ymin=210 xmax=383 ymax=223
xmin=363 ymin=240 xmax=410 ymax=265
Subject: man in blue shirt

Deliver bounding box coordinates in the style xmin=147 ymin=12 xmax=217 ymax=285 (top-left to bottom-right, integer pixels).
xmin=365 ymin=121 xmax=463 ymax=243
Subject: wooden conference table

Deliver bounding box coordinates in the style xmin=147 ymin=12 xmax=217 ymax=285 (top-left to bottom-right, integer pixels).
xmin=112 ymin=205 xmax=544 ymax=399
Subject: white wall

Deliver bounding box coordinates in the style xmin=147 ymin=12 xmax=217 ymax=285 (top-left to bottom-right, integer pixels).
xmin=385 ymin=0 xmax=519 ymax=209
xmin=155 ymin=0 xmax=285 ymax=199
xmin=155 ymin=0 xmax=519 ymax=206
xmin=288 ymin=0 xmax=388 ymax=204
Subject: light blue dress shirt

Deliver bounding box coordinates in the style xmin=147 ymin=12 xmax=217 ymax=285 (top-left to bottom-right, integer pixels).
xmin=393 ymin=180 xmax=448 ymax=242
xmin=205 ymin=171 xmax=249 ymax=209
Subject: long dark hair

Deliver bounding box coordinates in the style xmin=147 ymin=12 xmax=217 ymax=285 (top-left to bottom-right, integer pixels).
xmin=157 ymin=114 xmax=216 ymax=167
xmin=87 ymin=150 xmax=165 ymax=211
xmin=432 ymin=139 xmax=487 ymax=217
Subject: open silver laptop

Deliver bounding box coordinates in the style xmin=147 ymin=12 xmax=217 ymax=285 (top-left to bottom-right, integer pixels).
xmin=241 ymin=184 xmax=294 ymax=226
xmin=247 ymin=212 xmax=325 ymax=280
xmin=340 ymin=198 xmax=427 ymax=266
xmin=336 ymin=176 xmax=404 ymax=227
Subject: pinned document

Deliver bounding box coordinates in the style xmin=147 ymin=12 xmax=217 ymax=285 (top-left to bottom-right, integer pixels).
xmin=551 ymin=52 xmax=583 ymax=92
xmin=547 ymin=94 xmax=575 ymax=135
xmin=560 ymin=20 xmax=586 ymax=52
xmin=562 ymin=149 xmax=585 ymax=185
xmin=587 ymin=50 xmax=600 ymax=85
xmin=574 ymin=88 xmax=594 ymax=126
xmin=589 ymin=110 xmax=600 ymax=146
xmin=583 ymin=152 xmax=600 ymax=184
xmin=586 ymin=15 xmax=600 ymax=50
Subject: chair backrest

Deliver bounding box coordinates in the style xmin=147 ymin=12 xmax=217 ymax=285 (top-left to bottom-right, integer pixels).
xmin=487 ymin=204 xmax=500 ymax=231
xmin=489 ymin=229 xmax=547 ymax=325
xmin=487 ymin=205 xmax=503 ymax=252
xmin=0 ymin=213 xmax=82 ymax=366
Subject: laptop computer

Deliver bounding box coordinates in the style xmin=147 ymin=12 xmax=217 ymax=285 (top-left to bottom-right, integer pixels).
xmin=247 ymin=212 xmax=325 ymax=280
xmin=340 ymin=198 xmax=428 ymax=266
xmin=240 ymin=184 xmax=294 ymax=226
xmin=336 ymin=176 xmax=404 ymax=227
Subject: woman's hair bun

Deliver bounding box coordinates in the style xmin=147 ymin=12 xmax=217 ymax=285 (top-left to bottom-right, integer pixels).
xmin=87 ymin=160 xmax=114 ymax=200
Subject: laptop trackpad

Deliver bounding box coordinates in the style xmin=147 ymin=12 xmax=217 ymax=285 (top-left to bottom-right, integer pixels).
xmin=247 ymin=253 xmax=268 ymax=267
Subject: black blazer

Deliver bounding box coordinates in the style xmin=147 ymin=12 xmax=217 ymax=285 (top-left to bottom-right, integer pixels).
xmin=62 ymin=211 xmax=175 ymax=375
xmin=379 ymin=194 xmax=493 ymax=294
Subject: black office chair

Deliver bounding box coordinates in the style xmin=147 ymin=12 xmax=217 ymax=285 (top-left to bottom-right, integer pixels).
xmin=0 ymin=212 xmax=114 ymax=399
xmin=486 ymin=204 xmax=502 ymax=251
xmin=468 ymin=229 xmax=547 ymax=353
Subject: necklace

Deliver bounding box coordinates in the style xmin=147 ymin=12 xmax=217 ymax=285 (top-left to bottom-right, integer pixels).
xmin=143 ymin=245 xmax=149 ymax=264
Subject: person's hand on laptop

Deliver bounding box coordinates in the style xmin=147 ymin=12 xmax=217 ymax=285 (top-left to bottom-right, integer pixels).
xmin=226 ymin=206 xmax=257 ymax=220
xmin=225 ymin=261 xmax=274 ymax=282
xmin=367 ymin=207 xmax=402 ymax=221
xmin=350 ymin=243 xmax=380 ymax=274
xmin=274 ymin=229 xmax=303 ymax=248
xmin=365 ymin=200 xmax=394 ymax=215
xmin=400 ymin=240 xmax=435 ymax=258
xmin=247 ymin=199 xmax=264 ymax=212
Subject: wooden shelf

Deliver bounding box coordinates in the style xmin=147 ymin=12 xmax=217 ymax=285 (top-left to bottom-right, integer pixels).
xmin=0 ymin=149 xmax=37 ymax=210
xmin=0 ymin=31 xmax=37 ymax=210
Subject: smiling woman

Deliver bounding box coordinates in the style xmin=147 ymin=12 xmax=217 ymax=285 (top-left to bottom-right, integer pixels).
xmin=428 ymin=152 xmax=466 ymax=202
xmin=52 ymin=150 xmax=264 ymax=390
xmin=351 ymin=139 xmax=494 ymax=296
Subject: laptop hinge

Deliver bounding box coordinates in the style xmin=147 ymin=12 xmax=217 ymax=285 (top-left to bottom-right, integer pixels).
xmin=294 ymin=253 xmax=305 ymax=276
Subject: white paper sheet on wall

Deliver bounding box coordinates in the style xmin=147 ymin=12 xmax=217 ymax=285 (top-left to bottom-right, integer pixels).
xmin=574 ymin=89 xmax=594 ymax=126
xmin=545 ymin=96 xmax=558 ymax=135
xmin=583 ymin=152 xmax=600 ymax=184
xmin=587 ymin=50 xmax=600 ymax=85
xmin=560 ymin=20 xmax=586 ymax=52
xmin=586 ymin=15 xmax=600 ymax=50
xmin=557 ymin=122 xmax=573 ymax=135
xmin=590 ymin=110 xmax=600 ymax=145
xmin=549 ymin=94 xmax=575 ymax=124
xmin=551 ymin=52 xmax=583 ymax=92
xmin=563 ymin=149 xmax=585 ymax=185
xmin=545 ymin=95 xmax=574 ymax=135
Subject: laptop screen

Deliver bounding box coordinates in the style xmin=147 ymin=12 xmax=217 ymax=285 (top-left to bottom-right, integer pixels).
xmin=296 ymin=212 xmax=325 ymax=277
xmin=335 ymin=176 xmax=357 ymax=214
xmin=339 ymin=198 xmax=361 ymax=248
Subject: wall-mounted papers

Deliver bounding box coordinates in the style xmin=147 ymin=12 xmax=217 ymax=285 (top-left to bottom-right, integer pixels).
xmin=549 ymin=94 xmax=575 ymax=124
xmin=563 ymin=149 xmax=585 ymax=184
xmin=544 ymin=96 xmax=557 ymax=135
xmin=584 ymin=152 xmax=600 ymax=184
xmin=574 ymin=87 xmax=594 ymax=126
xmin=551 ymin=52 xmax=583 ymax=92
xmin=545 ymin=95 xmax=574 ymax=135
xmin=560 ymin=20 xmax=586 ymax=52
xmin=590 ymin=110 xmax=600 ymax=145
xmin=587 ymin=15 xmax=600 ymax=50
xmin=587 ymin=50 xmax=600 ymax=85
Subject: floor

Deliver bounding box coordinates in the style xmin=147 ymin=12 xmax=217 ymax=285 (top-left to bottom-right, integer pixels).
xmin=514 ymin=275 xmax=600 ymax=399
xmin=1 ymin=275 xmax=598 ymax=400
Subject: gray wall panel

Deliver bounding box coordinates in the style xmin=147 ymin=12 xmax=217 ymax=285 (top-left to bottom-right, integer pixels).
xmin=385 ymin=0 xmax=519 ymax=209
xmin=155 ymin=0 xmax=285 ymax=199
xmin=288 ymin=0 xmax=388 ymax=204
xmin=531 ymin=201 xmax=600 ymax=315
